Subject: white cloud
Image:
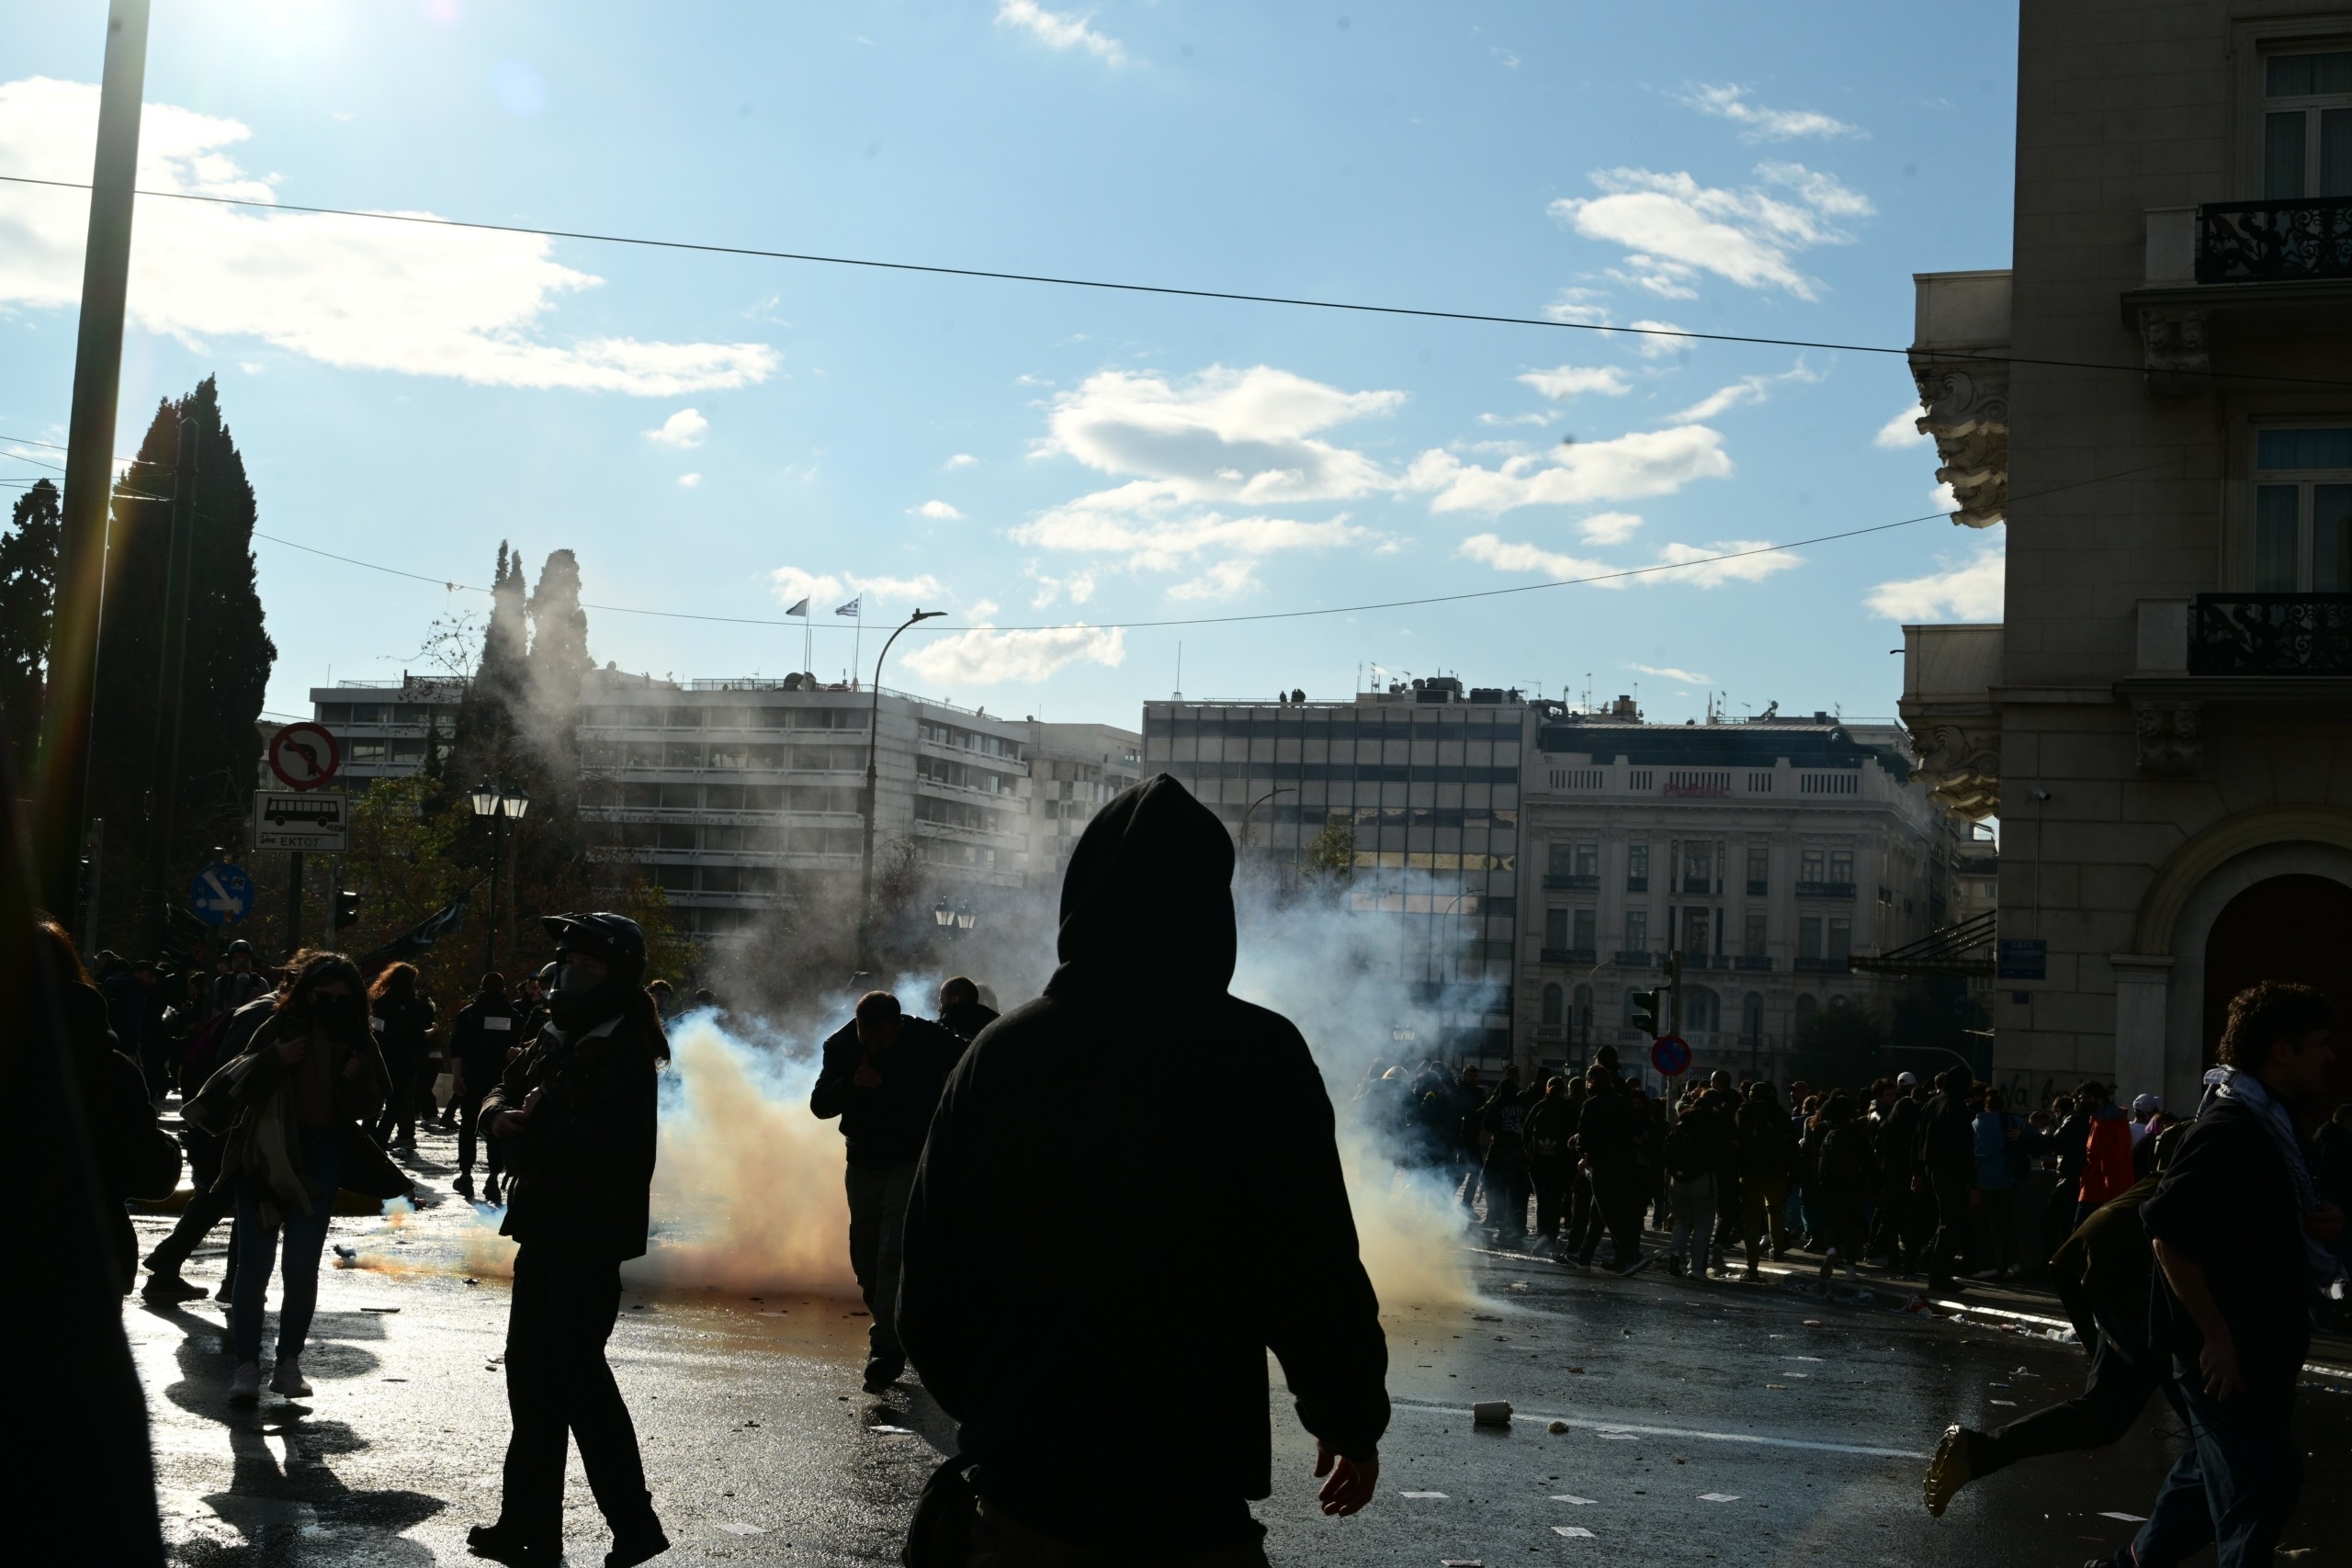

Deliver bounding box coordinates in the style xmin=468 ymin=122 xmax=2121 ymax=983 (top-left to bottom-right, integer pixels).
xmin=902 ymin=624 xmax=1127 ymax=686
xmin=1408 ymin=424 xmax=1732 ymax=515
xmin=995 ymin=0 xmax=1127 ymax=66
xmin=1653 ymin=539 xmax=1803 ymax=587
xmin=1633 ymin=661 xmax=1712 ymax=684
xmin=1518 ymin=365 xmax=1633 ymax=400
xmin=1874 ymin=403 xmax=1930 ymax=448
xmin=645 ymin=408 xmax=708 ymax=448
xmin=944 ymin=453 xmax=979 ymax=469
xmin=911 ymin=500 xmax=965 ymax=520
xmin=769 ymin=566 xmax=844 ymax=606
xmin=1169 ymin=559 xmax=1262 ymax=600
xmin=1549 ymin=162 xmax=1872 ymax=300
xmin=675 ymin=472 xmax=702 ymax=488
xmin=1578 ymin=511 xmax=1643 ymax=544
xmin=1623 ymin=319 xmax=1690 ymax=358
xmin=1544 ymin=288 xmax=1611 ymax=325
xmin=1013 ymin=502 xmax=1364 ymax=572
xmin=1681 ymin=83 xmax=1865 ymax=142
xmin=767 ymin=567 xmax=946 ymax=609
xmin=1867 ymin=537 xmax=2005 ymax=620
xmin=1666 ymin=359 xmax=1821 ymax=424
xmin=0 ymin=77 xmax=778 ymax=394
xmin=1478 ymin=412 xmax=1554 ymax=427
xmin=1457 ymin=533 xmax=1623 ymax=584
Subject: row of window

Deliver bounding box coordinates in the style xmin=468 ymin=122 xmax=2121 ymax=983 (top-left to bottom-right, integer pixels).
xmin=583 ymin=740 xmax=869 ymax=773
xmin=1539 ymin=907 xmax=1854 ymax=962
xmin=1146 ymin=710 xmax=1522 ymax=739
xmin=1537 ymin=984 xmax=1849 ymax=1037
xmin=604 ymin=823 xmax=861 ymax=858
xmin=582 ymin=705 xmax=868 ymax=732
xmin=594 ymin=782 xmax=863 ymax=813
xmin=913 ymin=795 xmax=1023 ymax=837
xmin=915 ymin=754 xmax=1023 ymax=795
xmin=1161 ymin=761 xmax=1521 ymax=784
xmin=1543 ymin=841 xmax=1857 ymax=886
xmin=918 ymin=719 xmax=1025 ymax=761
xmin=318 ymin=702 xmax=463 ymax=727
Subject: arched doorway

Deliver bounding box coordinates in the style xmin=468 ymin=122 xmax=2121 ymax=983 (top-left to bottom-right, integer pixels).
xmin=2201 ymin=873 xmax=2352 ymax=1133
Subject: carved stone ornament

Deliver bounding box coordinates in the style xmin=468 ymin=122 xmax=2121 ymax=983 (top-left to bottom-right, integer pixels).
xmin=1905 ymin=720 xmax=2001 ymax=818
xmin=2133 ymin=698 xmax=2202 ymax=775
xmin=1906 ymin=356 xmax=2008 ymax=528
xmin=2136 ymin=305 xmax=2211 ymax=399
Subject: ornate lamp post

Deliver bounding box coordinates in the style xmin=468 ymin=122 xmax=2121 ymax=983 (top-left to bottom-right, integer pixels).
xmin=469 ymin=779 xmax=530 ymax=969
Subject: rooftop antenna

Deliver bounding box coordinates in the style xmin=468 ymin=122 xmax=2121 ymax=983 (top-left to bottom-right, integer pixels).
xmin=1173 ymin=639 xmax=1182 ymax=700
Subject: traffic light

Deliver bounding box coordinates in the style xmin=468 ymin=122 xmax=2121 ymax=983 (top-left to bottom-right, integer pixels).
xmin=1629 ymin=987 xmax=1663 ymax=1037
xmin=334 ymin=889 xmax=360 ymax=930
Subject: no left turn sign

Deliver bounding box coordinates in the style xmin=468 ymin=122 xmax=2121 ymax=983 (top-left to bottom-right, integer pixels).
xmin=267 ymin=722 xmax=342 ymax=790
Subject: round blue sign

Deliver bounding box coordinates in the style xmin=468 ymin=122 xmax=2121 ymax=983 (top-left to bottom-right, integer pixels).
xmin=1649 ymin=1034 xmax=1692 ymax=1077
xmin=189 ymin=862 xmax=254 ymax=927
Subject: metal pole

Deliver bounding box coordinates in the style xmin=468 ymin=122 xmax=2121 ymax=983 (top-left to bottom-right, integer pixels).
xmin=35 ymin=0 xmax=153 ymax=919
xmin=81 ymin=818 xmax=107 ymax=952
xmin=856 ymin=610 xmax=943 ymax=972
xmin=284 ymin=850 xmax=304 ymax=961
xmin=141 ymin=417 xmax=199 ymax=954
xmin=484 ymin=807 xmax=502 ymax=972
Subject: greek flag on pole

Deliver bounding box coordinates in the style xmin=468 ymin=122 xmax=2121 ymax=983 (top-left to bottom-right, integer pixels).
xmin=835 ymin=597 xmax=862 ymax=617
xmin=785 ymin=597 xmax=809 ymax=616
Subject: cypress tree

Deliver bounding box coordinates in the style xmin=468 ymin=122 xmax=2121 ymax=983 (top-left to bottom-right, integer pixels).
xmin=0 ymin=477 xmax=61 ymax=781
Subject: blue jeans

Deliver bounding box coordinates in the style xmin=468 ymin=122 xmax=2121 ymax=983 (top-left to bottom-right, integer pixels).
xmin=232 ymin=1127 xmax=345 ymax=1364
xmin=2122 ymin=1371 xmax=2302 ymax=1568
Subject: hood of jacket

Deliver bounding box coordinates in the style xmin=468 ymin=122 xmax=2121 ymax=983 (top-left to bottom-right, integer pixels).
xmin=1046 ymin=773 xmax=1236 ymax=996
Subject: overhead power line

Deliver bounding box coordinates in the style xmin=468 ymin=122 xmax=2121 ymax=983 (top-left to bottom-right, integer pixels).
xmin=1 ymin=173 xmax=2344 ymax=391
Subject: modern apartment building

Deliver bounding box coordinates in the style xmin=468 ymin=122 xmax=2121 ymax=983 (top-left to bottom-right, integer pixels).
xmin=1141 ymin=678 xmax=1530 ymax=1063
xmin=1518 ymin=708 xmax=1957 ymax=1082
xmin=1899 ymin=0 xmax=2352 ymax=1119
xmin=301 ymin=671 xmax=1140 ymax=939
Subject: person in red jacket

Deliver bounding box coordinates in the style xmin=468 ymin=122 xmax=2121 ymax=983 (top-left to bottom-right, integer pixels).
xmin=2076 ymin=1081 xmax=2136 ymax=1223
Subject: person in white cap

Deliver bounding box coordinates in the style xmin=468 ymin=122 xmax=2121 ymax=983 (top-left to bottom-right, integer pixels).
xmin=2130 ymin=1093 xmax=2161 ymax=1146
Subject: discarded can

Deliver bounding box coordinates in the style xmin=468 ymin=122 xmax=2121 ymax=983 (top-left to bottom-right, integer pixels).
xmin=1472 ymin=1400 xmax=1513 ymax=1427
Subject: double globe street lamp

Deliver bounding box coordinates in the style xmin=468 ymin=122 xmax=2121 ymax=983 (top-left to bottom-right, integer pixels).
xmin=470 ymin=779 xmax=530 ymax=969
xmin=932 ymin=897 xmax=977 ymax=942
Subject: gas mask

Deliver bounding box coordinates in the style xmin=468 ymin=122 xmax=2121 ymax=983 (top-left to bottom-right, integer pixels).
xmin=548 ymin=953 xmax=630 ymax=1032
xmin=312 ymin=993 xmax=365 ymax=1034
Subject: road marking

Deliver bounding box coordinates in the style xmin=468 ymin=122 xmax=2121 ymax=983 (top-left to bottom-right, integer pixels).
xmin=1398 ymin=1491 xmax=1448 ymax=1498
xmin=1554 ymin=1525 xmax=1596 ymax=1538
xmin=2099 ymin=1511 xmax=2146 ymax=1522
xmin=1550 ymin=1495 xmax=1596 ymax=1505
xmin=1698 ymin=1493 xmax=1740 ymax=1502
xmin=1389 ymin=1398 xmax=1931 ymax=1460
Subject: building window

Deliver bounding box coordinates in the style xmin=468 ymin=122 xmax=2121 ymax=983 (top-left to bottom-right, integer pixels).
xmin=1801 ymin=848 xmax=1825 ymax=882
xmin=1746 ymin=845 xmax=1769 ymax=895
xmin=1794 ymin=994 xmax=1818 ymax=1036
xmin=2253 ymin=428 xmax=2352 ymax=591
xmin=1624 ymin=910 xmax=1647 ymax=952
xmin=1798 ymin=915 xmax=1823 ymax=960
xmin=1741 ymin=991 xmax=1764 ymax=1043
xmin=1827 ymin=917 xmax=1852 ymax=961
xmin=1828 ymin=848 xmax=1854 ymax=884
xmin=1684 ymin=986 xmax=1720 ymax=1032
xmin=1626 ymin=843 xmax=1650 ymax=892
xmin=1682 ymin=841 xmax=1713 ymax=893
xmin=1572 ymin=984 xmax=1593 ymax=1034
xmin=1544 ymin=908 xmax=1568 ymax=950
xmin=1547 ymin=841 xmax=1573 ymax=876
xmin=1541 ymin=982 xmax=1565 ymax=1027
xmin=1680 ymin=908 xmax=1712 ymax=958
xmin=1572 ymin=908 xmax=1596 ymax=951
xmin=2263 ymin=51 xmax=2352 ymax=199
xmin=1574 ymin=842 xmax=1599 ymax=879
xmin=1744 ymin=911 xmax=1767 ymax=956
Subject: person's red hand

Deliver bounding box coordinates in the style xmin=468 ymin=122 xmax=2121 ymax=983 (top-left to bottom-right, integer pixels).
xmin=1313 ymin=1441 xmax=1378 ymax=1517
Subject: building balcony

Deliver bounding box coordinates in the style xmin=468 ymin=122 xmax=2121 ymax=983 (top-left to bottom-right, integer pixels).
xmin=1679 ymin=876 xmax=1713 ymax=895
xmin=1793 ymin=955 xmax=1851 ymax=974
xmin=1539 ymin=947 xmax=1597 ymax=966
xmin=2118 ymin=596 xmax=2352 ymax=774
xmin=1734 ymin=954 xmax=1774 ymax=972
xmin=1794 ymin=881 xmax=1855 ymax=899
xmin=1542 ymin=873 xmax=1600 ymax=891
xmin=2195 ymin=197 xmax=2352 ymax=286
xmin=1746 ymin=879 xmax=1769 ymax=896
xmin=1611 ymin=949 xmax=1652 ymax=966
xmin=2186 ymin=593 xmax=2352 ymax=676
xmin=1624 ymin=875 xmax=1648 ymax=893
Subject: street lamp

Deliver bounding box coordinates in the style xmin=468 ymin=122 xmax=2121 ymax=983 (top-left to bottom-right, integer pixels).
xmin=470 ymin=778 xmax=530 ymax=968
xmin=858 ymin=608 xmax=946 ymax=971
xmin=1238 ymin=784 xmax=1295 ymax=849
xmin=931 ymin=897 xmax=978 ymax=942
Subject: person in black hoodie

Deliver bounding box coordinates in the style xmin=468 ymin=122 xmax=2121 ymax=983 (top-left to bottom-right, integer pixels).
xmin=448 ymin=972 xmax=523 ymax=1201
xmin=1523 ymin=1076 xmax=1577 ymax=1251
xmin=897 ymin=775 xmax=1388 ymax=1562
xmin=810 ymin=988 xmax=967 ymax=1393
xmin=468 ymin=914 xmax=669 ymax=1568
xmin=935 ymin=976 xmax=1000 ymax=1043
xmin=1914 ymin=1066 xmax=1980 ymax=1294
xmin=1868 ymin=1077 xmax=1924 ymax=1269
xmin=1572 ymin=1066 xmax=1649 ymax=1276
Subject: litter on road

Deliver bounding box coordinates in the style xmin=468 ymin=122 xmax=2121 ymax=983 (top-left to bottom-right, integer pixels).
xmin=1472 ymin=1400 xmax=1513 ymax=1427
xmin=1546 ymin=1419 xmax=1569 ymax=1433
xmin=1554 ymin=1525 xmax=1596 ymax=1538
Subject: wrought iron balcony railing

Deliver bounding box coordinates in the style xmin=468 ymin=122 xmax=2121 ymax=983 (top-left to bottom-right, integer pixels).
xmin=1542 ymin=873 xmax=1600 ymax=891
xmin=2188 ymin=593 xmax=2352 ymax=675
xmin=2197 ymin=197 xmax=2352 ymax=284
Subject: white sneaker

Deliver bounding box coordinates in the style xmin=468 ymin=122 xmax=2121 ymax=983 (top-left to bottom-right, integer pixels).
xmin=229 ymin=1361 xmax=262 ymax=1406
xmin=268 ymin=1356 xmax=312 ymax=1397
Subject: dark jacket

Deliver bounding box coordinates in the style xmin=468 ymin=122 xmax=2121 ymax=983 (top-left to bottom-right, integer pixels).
xmin=1875 ymin=1096 xmax=1921 ymax=1179
xmin=808 ymin=1015 xmax=967 ymax=1169
xmin=63 ymin=982 xmax=181 ymax=1290
xmin=371 ymin=994 xmax=435 ymax=1069
xmin=1479 ymin=1082 xmax=1532 ymax=1170
xmin=481 ymin=1009 xmax=662 ymax=1259
xmin=938 ymin=999 xmax=1001 ymax=1043
xmin=1815 ymin=1122 xmax=1873 ymax=1203
xmin=1916 ymin=1089 xmax=1978 ymax=1182
xmin=2049 ymin=1175 xmax=2158 ymax=1361
xmin=1523 ymin=1094 xmax=1577 ymax=1166
xmin=1664 ymin=1101 xmax=1722 ymax=1180
xmin=448 ymin=991 xmax=522 ymax=1077
xmin=2142 ymin=1097 xmax=2314 ymax=1404
xmin=2314 ymin=1119 xmax=2352 ymax=1209
xmin=1577 ymin=1084 xmax=1634 ymax=1165
xmin=897 ymin=774 xmax=1388 ymax=1551
xmin=1734 ymin=1099 xmax=1799 ymax=1180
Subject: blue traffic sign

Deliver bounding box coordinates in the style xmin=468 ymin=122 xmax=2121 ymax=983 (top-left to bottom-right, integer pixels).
xmin=190 ymin=862 xmax=254 ymax=927
xmin=1649 ymin=1034 xmax=1692 ymax=1077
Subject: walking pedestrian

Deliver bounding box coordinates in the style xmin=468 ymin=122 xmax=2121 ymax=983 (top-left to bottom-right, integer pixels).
xmin=468 ymin=913 xmax=671 ymax=1568
xmin=1573 ymin=1066 xmax=1648 ymax=1276
xmin=209 ymin=939 xmax=270 ymax=1023
xmin=1810 ymin=1091 xmax=1871 ymax=1294
xmin=1479 ymin=1070 xmax=1534 ymax=1247
xmin=2099 ymin=983 xmax=2343 ymax=1567
xmin=143 ymin=983 xmax=277 ymax=1303
xmin=1706 ymin=1069 xmax=1742 ymax=1274
xmin=102 ymin=954 xmax=167 ymax=1105
xmin=447 ymin=972 xmax=522 ymax=1201
xmin=808 ymin=988 xmax=967 ymax=1393
xmin=1449 ymin=1065 xmax=1486 ymax=1213
xmin=1734 ymin=1079 xmax=1799 ymax=1275
xmin=1972 ymin=1085 xmax=2032 ymax=1279
xmin=2077 ymin=1082 xmax=2136 ymax=1224
xmin=1868 ymin=1072 xmax=1925 ymax=1269
xmin=368 ymin=963 xmax=435 ymax=1152
xmin=1915 ymin=1066 xmax=1980 ymax=1294
xmin=1661 ymin=1086 xmax=1720 ymax=1279
xmin=1524 ymin=1077 xmax=1577 ymax=1251
xmin=935 ymin=975 xmax=999 ymax=1043
xmin=897 ymin=774 xmax=1387 ymax=1561
xmin=186 ymin=951 xmax=393 ymax=1407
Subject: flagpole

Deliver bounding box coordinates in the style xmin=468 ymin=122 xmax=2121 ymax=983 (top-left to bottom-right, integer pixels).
xmin=853 ymin=601 xmax=864 ymax=691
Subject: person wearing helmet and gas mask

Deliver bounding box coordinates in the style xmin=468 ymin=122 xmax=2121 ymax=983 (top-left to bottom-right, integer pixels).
xmin=467 ymin=913 xmax=669 ymax=1568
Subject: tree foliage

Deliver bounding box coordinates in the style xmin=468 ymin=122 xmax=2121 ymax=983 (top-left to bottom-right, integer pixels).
xmin=0 ymin=477 xmax=60 ymax=779
xmin=1304 ymin=818 xmax=1357 ymax=882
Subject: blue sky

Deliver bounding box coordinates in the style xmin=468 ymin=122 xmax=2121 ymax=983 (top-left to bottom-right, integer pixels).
xmin=0 ymin=0 xmax=2018 ymax=728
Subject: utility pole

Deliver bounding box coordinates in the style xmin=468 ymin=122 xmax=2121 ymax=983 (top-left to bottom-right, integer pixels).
xmin=140 ymin=417 xmax=199 ymax=955
xmin=856 ymin=609 xmax=944 ymax=973
xmin=284 ymin=851 xmax=305 ymax=962
xmin=34 ymin=0 xmax=152 ymax=922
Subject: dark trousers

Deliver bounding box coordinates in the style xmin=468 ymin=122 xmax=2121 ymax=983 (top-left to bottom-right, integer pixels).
xmin=231 ymin=1128 xmax=343 ymax=1364
xmin=1923 ymin=1171 xmax=1973 ymax=1287
xmin=1869 ymin=1175 xmax=1922 ymax=1264
xmin=372 ymin=1053 xmax=424 ymax=1146
xmin=1531 ymin=1159 xmax=1573 ymax=1241
xmin=1978 ymin=1333 xmax=2169 ymax=1474
xmin=147 ymin=1175 xmax=236 ymax=1276
xmin=1577 ymin=1161 xmax=1643 ymax=1267
xmin=1481 ymin=1159 xmax=1531 ymax=1240
xmin=455 ymin=1088 xmax=500 ymax=1179
xmin=1974 ymin=1186 xmax=2019 ymax=1273
xmin=2123 ymin=1373 xmax=2302 ymax=1568
xmin=846 ymin=1160 xmax=917 ymax=1362
xmin=1566 ymin=1168 xmax=1597 ymax=1252
xmin=499 ymin=1246 xmax=658 ymax=1547
xmin=1712 ymin=1168 xmax=1742 ymax=1260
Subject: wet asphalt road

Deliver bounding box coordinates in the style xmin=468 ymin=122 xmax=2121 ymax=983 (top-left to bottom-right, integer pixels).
xmin=130 ymin=1134 xmax=2352 ymax=1567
